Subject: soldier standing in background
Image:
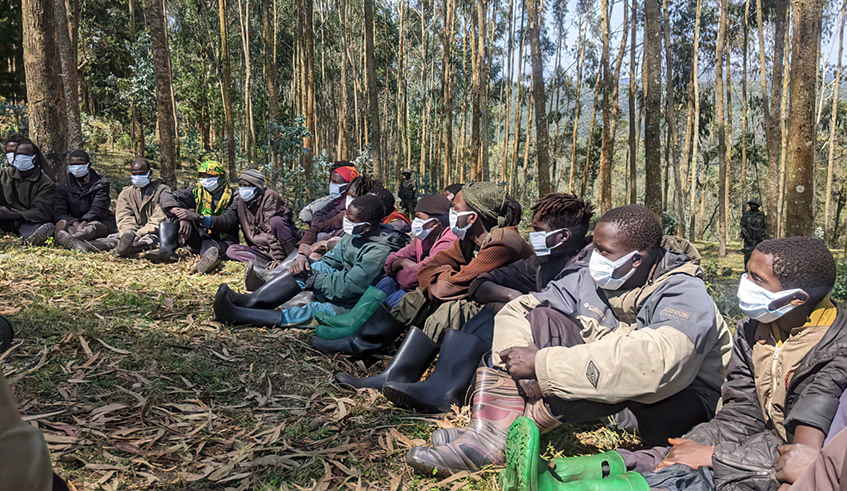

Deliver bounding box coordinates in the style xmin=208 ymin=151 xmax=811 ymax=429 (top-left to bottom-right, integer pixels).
xmin=398 ymin=170 xmax=417 ymax=218
xmin=740 ymin=198 xmax=766 ymax=267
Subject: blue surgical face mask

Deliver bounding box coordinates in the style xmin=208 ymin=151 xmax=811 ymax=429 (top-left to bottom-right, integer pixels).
xmin=330 ymin=182 xmax=349 ymax=199
xmin=199 ymin=176 xmax=220 ymax=191
xmin=12 ymin=155 xmax=35 ymax=172
xmin=239 ymin=186 xmax=258 ymax=202
xmin=68 ymin=164 xmax=90 ymax=178
xmin=589 ymin=249 xmax=639 ymax=291
xmin=131 ymin=172 xmax=151 ymax=187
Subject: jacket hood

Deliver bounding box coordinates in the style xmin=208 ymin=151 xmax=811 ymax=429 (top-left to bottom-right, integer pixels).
xmin=368 ymin=224 xmax=411 ymax=252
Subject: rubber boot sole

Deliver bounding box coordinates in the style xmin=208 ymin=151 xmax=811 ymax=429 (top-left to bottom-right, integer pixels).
xmin=24 ymin=223 xmax=53 ymax=246
xmin=500 ymin=417 xmax=540 ymax=491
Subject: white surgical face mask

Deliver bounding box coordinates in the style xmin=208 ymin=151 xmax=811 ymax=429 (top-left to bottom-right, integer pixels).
xmin=412 ymin=217 xmax=438 ymax=241
xmin=199 ymin=176 xmax=219 ymax=191
xmin=12 ymin=155 xmax=35 ymax=172
xmin=529 ymin=229 xmax=566 ymax=257
xmin=589 ymin=249 xmax=639 ymax=291
xmin=239 ymin=186 xmax=258 ymax=202
xmin=131 ymin=172 xmax=151 ymax=187
xmin=343 ymin=215 xmax=369 ymax=237
xmin=5 ymin=152 xmax=14 ymax=166
xmin=449 ymin=208 xmax=476 ymax=241
xmin=737 ymin=273 xmax=804 ymax=323
xmin=68 ymin=164 xmax=89 ymax=178
xmin=330 ymin=182 xmax=349 ymax=199
xmin=345 ymin=195 xmax=354 ymax=209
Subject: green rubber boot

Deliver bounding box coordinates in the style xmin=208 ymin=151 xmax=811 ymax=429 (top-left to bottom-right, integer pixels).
xmin=501 ymin=417 xmax=638 ymax=491
xmin=315 ymin=286 xmax=387 ymax=328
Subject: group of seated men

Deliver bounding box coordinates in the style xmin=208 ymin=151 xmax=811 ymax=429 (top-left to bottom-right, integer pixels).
xmin=4 ymin=133 xmax=847 ymax=490
xmin=209 ymin=165 xmax=847 ymax=490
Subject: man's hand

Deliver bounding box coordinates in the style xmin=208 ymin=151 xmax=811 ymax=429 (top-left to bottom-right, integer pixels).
xmin=178 ymin=220 xmax=192 ymax=238
xmin=172 ymin=208 xmax=201 ymax=222
xmin=656 ymin=439 xmax=715 ymax=470
xmin=499 ymin=344 xmax=540 ymax=380
xmin=288 ymin=254 xmax=311 ymax=276
xmin=775 ymin=444 xmax=819 ymax=484
xmin=310 ymin=241 xmax=328 ymax=254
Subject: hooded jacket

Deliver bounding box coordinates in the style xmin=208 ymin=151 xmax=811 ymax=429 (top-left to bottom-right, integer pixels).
xmin=312 ymin=225 xmax=410 ymax=307
xmin=0 ymin=166 xmax=55 ymax=224
xmin=53 ymin=168 xmax=113 ymax=224
xmin=115 ymin=179 xmax=171 ymax=237
xmin=683 ymin=305 xmax=847 ymax=491
xmin=531 ymin=247 xmax=732 ymax=412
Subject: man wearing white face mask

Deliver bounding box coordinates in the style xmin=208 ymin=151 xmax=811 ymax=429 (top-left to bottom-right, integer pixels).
xmin=298 ymin=162 xmax=358 ymax=225
xmin=3 ymin=133 xmax=26 ymax=167
xmin=222 ymin=169 xmax=299 ymax=267
xmin=626 ymin=236 xmax=847 ymax=491
xmin=112 ymin=158 xmax=172 ymax=257
xmin=0 ymin=140 xmax=56 ymax=246
xmin=404 ymin=204 xmax=732 ymax=476
xmin=155 ymin=160 xmax=239 ymax=272
xmin=53 ymin=150 xmax=117 ymax=252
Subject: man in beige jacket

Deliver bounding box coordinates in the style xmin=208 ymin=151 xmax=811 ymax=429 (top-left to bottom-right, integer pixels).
xmin=406 ymin=204 xmax=733 ymax=476
xmin=108 ymin=158 xmax=171 ymax=257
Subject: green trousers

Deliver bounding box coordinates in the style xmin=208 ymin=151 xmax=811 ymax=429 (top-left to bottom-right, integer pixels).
xmin=390 ymin=287 xmax=482 ymax=341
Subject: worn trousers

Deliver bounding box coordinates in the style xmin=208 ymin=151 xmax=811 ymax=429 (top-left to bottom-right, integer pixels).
xmin=491 ymin=295 xmax=710 ymax=446
xmin=0 ymin=220 xmax=50 ymax=239
xmin=226 ymin=217 xmax=299 ymax=266
xmin=390 ymin=287 xmax=483 ymax=342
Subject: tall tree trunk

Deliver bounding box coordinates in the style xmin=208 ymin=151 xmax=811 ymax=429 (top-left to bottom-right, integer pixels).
xmin=502 ymin=0 xmax=516 ymax=184
xmin=528 ymin=0 xmax=551 ymax=196
xmin=598 ymin=0 xmax=613 ymax=212
xmin=742 ymin=0 xmax=749 ymax=211
xmin=716 ymin=0 xmax=728 ymax=256
xmin=419 ymin=0 xmax=429 ymax=177
xmin=510 ymin=0 xmax=526 ymax=192
xmin=22 ymin=0 xmax=68 ymax=180
xmin=263 ymin=0 xmax=278 ymax=169
xmin=826 ymin=0 xmax=847 ymax=245
xmin=442 ymin=0 xmax=455 ymax=186
xmin=145 ymin=0 xmax=177 ymax=185
xmin=725 ymin=37 xmax=733 ymax=240
xmin=581 ymin=79 xmax=601 ymax=196
xmin=569 ymin=20 xmax=586 ymax=194
xmin=628 ymin=0 xmax=637 ymax=205
xmin=365 ymin=0 xmax=382 ymax=182
xmin=219 ymin=0 xmax=236 ymax=176
xmin=663 ymin=0 xmax=683 ymax=235
xmin=129 ymin=0 xmax=144 ymax=158
xmin=777 ymin=27 xmax=791 ymax=237
xmin=236 ymin=0 xmax=255 ymax=163
xmin=688 ymin=0 xmax=703 ymax=241
xmin=469 ymin=0 xmax=486 ymax=181
xmin=54 ymin=0 xmax=82 ymax=150
xmin=301 ymin=0 xmax=316 ymax=178
xmin=784 ymin=0 xmax=822 ymax=237
xmin=337 ymin=0 xmax=350 ymax=159
xmin=643 ymin=0 xmax=662 ymax=215
xmin=763 ymin=0 xmax=789 ymax=236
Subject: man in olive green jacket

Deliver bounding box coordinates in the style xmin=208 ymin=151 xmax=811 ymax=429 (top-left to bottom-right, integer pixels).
xmin=0 ymin=140 xmax=56 ymax=245
xmin=106 ymin=158 xmax=171 ymax=256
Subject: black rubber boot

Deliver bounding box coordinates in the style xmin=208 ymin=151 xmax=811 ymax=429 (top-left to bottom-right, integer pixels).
xmin=335 ymin=327 xmax=439 ymax=390
xmin=146 ymin=222 xmax=180 ymax=263
xmin=55 ymin=230 xmax=95 ymax=252
xmin=0 ymin=315 xmax=13 ymax=352
xmin=225 ymin=270 xmax=301 ymax=309
xmin=213 ymin=285 xmax=284 ymax=327
xmin=383 ymin=329 xmax=491 ymax=413
xmin=311 ymin=304 xmax=408 ymax=357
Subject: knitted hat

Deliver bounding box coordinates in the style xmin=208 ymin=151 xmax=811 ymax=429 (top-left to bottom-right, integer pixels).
xmin=239 ymin=169 xmax=266 ymax=187
xmin=415 ymin=194 xmax=451 ymax=216
xmin=461 ymin=182 xmax=507 ymax=224
xmin=333 ymin=166 xmax=359 ymax=183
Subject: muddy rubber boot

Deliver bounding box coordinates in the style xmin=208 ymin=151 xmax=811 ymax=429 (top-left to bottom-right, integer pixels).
xmin=383 ymin=329 xmax=490 ymax=413
xmin=113 ymin=232 xmax=137 ymax=257
xmin=244 ymin=262 xmax=272 ymax=292
xmin=146 ymin=222 xmax=180 ymax=263
xmin=405 ymin=368 xmax=525 ymax=476
xmin=315 ymin=286 xmax=388 ymax=329
xmin=194 ymin=247 xmax=223 ymax=274
xmin=241 ymin=270 xmax=301 ymax=309
xmin=310 ymin=304 xmax=407 ymax=357
xmin=334 ymin=327 xmax=439 ymax=390
xmin=212 ymin=285 xmax=284 ymax=327
xmin=23 ymin=223 xmax=53 ymax=246
xmin=54 ymin=230 xmax=95 ymax=252
xmin=0 ymin=316 xmax=13 ymax=352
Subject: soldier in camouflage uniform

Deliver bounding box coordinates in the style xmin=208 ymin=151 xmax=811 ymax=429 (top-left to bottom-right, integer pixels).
xmin=740 ymin=198 xmax=766 ymax=267
xmin=397 ymin=171 xmax=416 ymax=218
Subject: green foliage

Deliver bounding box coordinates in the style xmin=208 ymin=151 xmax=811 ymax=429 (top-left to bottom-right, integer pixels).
xmin=0 ymin=101 xmax=25 ymax=137
xmin=832 ymin=260 xmax=847 ymax=304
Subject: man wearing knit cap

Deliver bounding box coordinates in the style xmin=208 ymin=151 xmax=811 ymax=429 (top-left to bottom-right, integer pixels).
xmin=375 ymin=193 xmax=457 ymax=307
xmin=223 ymin=169 xmax=299 ymax=266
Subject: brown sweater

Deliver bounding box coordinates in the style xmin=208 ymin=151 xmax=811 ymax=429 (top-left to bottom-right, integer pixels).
xmin=417 ymin=226 xmax=533 ymax=301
